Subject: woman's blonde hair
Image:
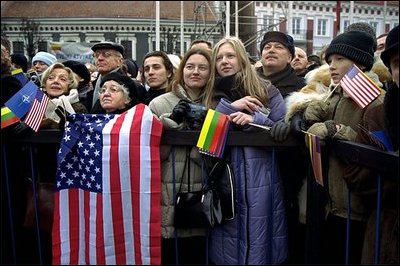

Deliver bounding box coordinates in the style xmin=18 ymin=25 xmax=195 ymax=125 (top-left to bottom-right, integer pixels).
xmin=41 ymin=62 xmax=79 ymax=93
xmin=203 ymin=36 xmax=269 ymax=109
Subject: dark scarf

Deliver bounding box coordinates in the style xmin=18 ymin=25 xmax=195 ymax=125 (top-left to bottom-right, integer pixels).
xmin=213 ymin=74 xmax=246 ymax=103
xmin=144 ymin=87 xmax=166 ymax=105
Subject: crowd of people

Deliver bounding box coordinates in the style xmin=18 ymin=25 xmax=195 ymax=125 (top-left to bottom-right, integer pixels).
xmin=1 ymin=22 xmax=398 ymax=265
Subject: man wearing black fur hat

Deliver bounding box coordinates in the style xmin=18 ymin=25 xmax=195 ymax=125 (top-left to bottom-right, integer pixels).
xmin=256 ymin=31 xmax=308 ymax=264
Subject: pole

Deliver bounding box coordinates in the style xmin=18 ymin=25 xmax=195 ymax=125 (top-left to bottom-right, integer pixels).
xmin=225 ymin=1 xmax=230 ymax=37
xmin=156 ymin=1 xmax=160 ymax=51
xmin=180 ymin=1 xmax=184 ymax=56
xmin=335 ymin=1 xmax=341 ymax=36
xmin=235 ymin=1 xmax=239 ymax=37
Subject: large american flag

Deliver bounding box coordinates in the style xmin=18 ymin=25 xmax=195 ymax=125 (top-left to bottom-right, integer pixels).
xmin=24 ymin=88 xmax=50 ymax=132
xmin=340 ymin=65 xmax=381 ymax=108
xmin=52 ymin=104 xmax=163 ymax=265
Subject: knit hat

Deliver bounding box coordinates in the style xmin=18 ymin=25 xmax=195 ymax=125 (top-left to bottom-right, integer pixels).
xmin=380 ymin=25 xmax=399 ymax=70
xmin=325 ymin=31 xmax=375 ymax=71
xmin=167 ymin=54 xmax=181 ymax=69
xmin=124 ymin=58 xmax=139 ymax=78
xmin=100 ymin=72 xmax=137 ymax=99
xmin=344 ymin=22 xmax=377 ymax=51
xmin=11 ymin=53 xmax=28 ymax=72
xmin=32 ymin=51 xmax=57 ymax=66
xmin=260 ymin=31 xmax=295 ymax=58
xmin=63 ymin=60 xmax=91 ymax=84
xmin=91 ymin=41 xmax=125 ymax=56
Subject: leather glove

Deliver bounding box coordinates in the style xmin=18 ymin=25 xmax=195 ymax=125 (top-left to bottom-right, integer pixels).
xmin=304 ymin=100 xmax=329 ymax=124
xmin=290 ymin=112 xmax=306 ymax=139
xmin=307 ymin=120 xmax=337 ymax=139
xmin=270 ymin=121 xmax=290 ymax=142
xmin=170 ymin=99 xmax=190 ymax=124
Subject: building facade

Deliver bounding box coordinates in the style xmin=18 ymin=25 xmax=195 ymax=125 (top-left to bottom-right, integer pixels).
xmin=1 ymin=1 xmax=399 ymax=64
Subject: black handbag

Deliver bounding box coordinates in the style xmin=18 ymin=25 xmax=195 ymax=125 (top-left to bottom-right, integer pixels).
xmin=207 ymin=159 xmax=235 ymax=221
xmin=174 ymin=149 xmax=223 ymax=229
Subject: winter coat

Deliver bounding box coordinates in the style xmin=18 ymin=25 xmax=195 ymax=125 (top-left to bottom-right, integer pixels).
xmin=344 ymin=81 xmax=398 ymax=265
xmin=208 ymin=81 xmax=288 ymax=265
xmin=149 ymin=85 xmax=206 ymax=239
xmin=290 ymin=70 xmax=386 ymax=221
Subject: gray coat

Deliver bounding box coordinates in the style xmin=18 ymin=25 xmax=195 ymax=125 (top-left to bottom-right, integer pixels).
xmin=149 ymin=86 xmax=206 ymax=239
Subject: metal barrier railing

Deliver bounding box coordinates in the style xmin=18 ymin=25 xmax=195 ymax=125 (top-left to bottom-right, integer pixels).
xmin=1 ymin=129 xmax=398 ymax=265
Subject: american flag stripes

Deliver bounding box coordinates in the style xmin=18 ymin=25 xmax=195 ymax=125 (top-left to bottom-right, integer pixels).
xmin=340 ymin=65 xmax=381 ymax=108
xmin=306 ymin=132 xmax=324 ymax=186
xmin=24 ymin=89 xmax=50 ymax=132
xmin=52 ymin=104 xmax=163 ymax=265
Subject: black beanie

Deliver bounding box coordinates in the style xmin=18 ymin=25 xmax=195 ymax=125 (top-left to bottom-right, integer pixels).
xmin=325 ymin=31 xmax=375 ymax=71
xmin=11 ymin=53 xmax=28 ymax=73
xmin=100 ymin=72 xmax=137 ymax=99
xmin=63 ymin=60 xmax=91 ymax=84
xmin=260 ymin=31 xmax=295 ymax=58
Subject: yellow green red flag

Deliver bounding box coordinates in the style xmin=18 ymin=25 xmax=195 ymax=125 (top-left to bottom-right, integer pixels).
xmin=1 ymin=106 xmax=20 ymax=129
xmin=197 ymin=109 xmax=230 ymax=158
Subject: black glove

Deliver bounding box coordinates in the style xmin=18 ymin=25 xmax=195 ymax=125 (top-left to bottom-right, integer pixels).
xmin=270 ymin=121 xmax=290 ymax=142
xmin=290 ymin=112 xmax=306 ymax=139
xmin=170 ymin=100 xmax=190 ymax=124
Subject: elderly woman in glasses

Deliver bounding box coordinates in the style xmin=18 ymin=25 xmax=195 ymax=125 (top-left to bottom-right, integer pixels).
xmin=96 ymin=72 xmax=139 ymax=114
xmin=40 ymin=62 xmax=88 ymax=129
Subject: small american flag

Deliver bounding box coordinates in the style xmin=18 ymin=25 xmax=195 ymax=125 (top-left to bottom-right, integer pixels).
xmin=340 ymin=65 xmax=381 ymax=108
xmin=24 ymin=89 xmax=50 ymax=132
xmin=52 ymin=104 xmax=163 ymax=265
xmin=306 ymin=132 xmax=324 ymax=186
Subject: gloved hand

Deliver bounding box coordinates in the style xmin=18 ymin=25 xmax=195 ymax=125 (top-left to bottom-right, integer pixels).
xmin=307 ymin=120 xmax=337 ymax=139
xmin=170 ymin=99 xmax=190 ymax=124
xmin=270 ymin=121 xmax=290 ymax=142
xmin=304 ymin=100 xmax=329 ymax=124
xmin=290 ymin=112 xmax=306 ymax=138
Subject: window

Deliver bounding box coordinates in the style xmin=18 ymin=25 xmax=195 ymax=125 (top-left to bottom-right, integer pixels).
xmin=343 ymin=20 xmax=350 ymax=30
xmin=263 ymin=15 xmax=273 ymax=30
xmin=12 ymin=41 xmax=24 ymax=54
xmin=292 ymin=18 xmax=301 ymax=35
xmin=317 ymin=19 xmax=328 ymax=36
xmin=369 ymin=22 xmax=378 ymax=33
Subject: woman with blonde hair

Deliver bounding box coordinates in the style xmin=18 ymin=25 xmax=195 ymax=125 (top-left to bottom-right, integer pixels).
xmin=203 ymin=36 xmax=288 ymax=265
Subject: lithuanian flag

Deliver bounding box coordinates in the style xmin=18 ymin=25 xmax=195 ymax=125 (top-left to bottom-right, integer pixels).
xmin=197 ymin=109 xmax=230 ymax=158
xmin=1 ymin=106 xmax=20 ymax=129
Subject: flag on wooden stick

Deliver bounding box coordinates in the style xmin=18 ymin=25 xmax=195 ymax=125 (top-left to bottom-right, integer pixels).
xmin=197 ymin=109 xmax=230 ymax=158
xmin=305 ymin=132 xmax=324 ymax=186
xmin=340 ymin=65 xmax=381 ymax=108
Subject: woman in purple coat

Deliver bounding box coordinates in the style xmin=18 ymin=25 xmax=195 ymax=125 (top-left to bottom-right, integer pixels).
xmin=203 ymin=36 xmax=288 ymax=265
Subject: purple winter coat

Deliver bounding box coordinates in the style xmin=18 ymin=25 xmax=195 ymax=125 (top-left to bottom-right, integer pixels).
xmin=209 ymin=84 xmax=288 ymax=264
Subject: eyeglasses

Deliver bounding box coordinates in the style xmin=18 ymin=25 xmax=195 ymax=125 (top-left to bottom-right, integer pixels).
xmin=99 ymin=85 xmax=122 ymax=94
xmin=93 ymin=50 xmax=120 ymax=59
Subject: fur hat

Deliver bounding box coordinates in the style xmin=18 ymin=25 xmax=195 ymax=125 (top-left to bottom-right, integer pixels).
xmin=100 ymin=72 xmax=137 ymax=99
xmin=63 ymin=60 xmax=91 ymax=84
xmin=380 ymin=25 xmax=399 ymax=71
xmin=260 ymin=31 xmax=295 ymax=58
xmin=91 ymin=41 xmax=125 ymax=56
xmin=325 ymin=31 xmax=375 ymax=71
xmin=11 ymin=53 xmax=28 ymax=72
xmin=32 ymin=51 xmax=57 ymax=66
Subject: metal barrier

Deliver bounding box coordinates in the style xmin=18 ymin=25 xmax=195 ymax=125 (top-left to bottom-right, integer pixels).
xmin=1 ymin=129 xmax=398 ymax=265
